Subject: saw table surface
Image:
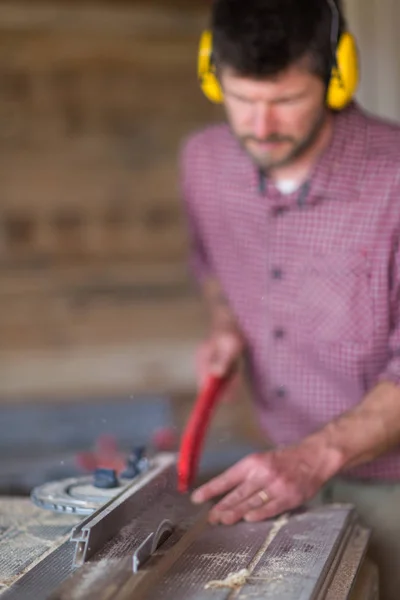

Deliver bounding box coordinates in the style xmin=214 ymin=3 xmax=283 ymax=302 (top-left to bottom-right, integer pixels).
xmin=0 ymin=453 xmax=379 ymax=600
xmin=0 ymin=497 xmax=80 ymax=596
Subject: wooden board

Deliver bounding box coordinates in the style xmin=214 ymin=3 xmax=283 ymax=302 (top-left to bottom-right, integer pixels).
xmin=0 ymin=2 xmax=221 ymax=265
xmin=0 ymin=1 xmax=221 ymax=397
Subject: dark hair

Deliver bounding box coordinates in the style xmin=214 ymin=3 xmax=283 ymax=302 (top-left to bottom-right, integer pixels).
xmin=211 ymin=0 xmax=346 ymax=82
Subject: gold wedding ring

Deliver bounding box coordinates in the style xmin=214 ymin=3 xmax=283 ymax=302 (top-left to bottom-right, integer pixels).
xmin=258 ymin=490 xmax=270 ymax=504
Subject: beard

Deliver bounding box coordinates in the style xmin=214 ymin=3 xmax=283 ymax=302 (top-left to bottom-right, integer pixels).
xmin=233 ymin=107 xmax=328 ymax=171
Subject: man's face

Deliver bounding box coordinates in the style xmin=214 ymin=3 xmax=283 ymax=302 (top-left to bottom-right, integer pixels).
xmin=219 ymin=63 xmax=328 ymax=170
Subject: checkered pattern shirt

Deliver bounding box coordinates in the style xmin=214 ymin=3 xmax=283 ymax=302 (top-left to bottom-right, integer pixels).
xmin=180 ymin=102 xmax=400 ymax=481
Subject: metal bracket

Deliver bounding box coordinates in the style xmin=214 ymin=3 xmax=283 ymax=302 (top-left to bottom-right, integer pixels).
xmin=69 ymin=453 xmax=176 ymax=567
xmin=132 ymin=519 xmax=174 ymax=573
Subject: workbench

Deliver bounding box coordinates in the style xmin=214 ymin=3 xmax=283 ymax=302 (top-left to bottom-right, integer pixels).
xmin=0 ymin=453 xmax=379 ymax=600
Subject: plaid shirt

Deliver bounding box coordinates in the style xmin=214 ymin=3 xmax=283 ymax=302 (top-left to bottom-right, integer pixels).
xmin=180 ymin=102 xmax=400 ymax=481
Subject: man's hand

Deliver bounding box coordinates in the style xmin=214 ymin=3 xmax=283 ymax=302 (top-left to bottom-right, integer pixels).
xmin=191 ymin=440 xmax=343 ymax=524
xmin=195 ymin=331 xmax=244 ymax=401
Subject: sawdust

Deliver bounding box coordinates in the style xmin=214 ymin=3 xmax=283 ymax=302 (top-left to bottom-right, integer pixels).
xmin=96 ymin=519 xmax=142 ymax=560
xmin=205 ymin=569 xmax=251 ymax=590
xmin=204 ymin=570 xmax=286 ymax=591
xmin=67 ymin=559 xmax=119 ymax=600
xmin=199 ymin=552 xmax=250 ymax=563
xmin=203 ymin=514 xmax=289 ymax=593
xmin=0 ymin=497 xmax=80 ymax=590
xmin=246 ymin=513 xmax=289 ymax=568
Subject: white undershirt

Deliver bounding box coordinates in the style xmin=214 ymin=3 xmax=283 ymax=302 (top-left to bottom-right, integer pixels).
xmin=275 ymin=180 xmax=300 ymax=195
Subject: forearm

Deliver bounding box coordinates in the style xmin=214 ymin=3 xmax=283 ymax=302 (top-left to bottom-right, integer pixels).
xmin=305 ymin=380 xmax=400 ymax=479
xmin=202 ymin=276 xmax=243 ymax=337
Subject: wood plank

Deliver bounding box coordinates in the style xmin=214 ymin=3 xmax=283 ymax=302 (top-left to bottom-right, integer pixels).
xmin=0 ymin=3 xmax=221 ymax=266
xmin=0 ymin=2 xmax=208 ymax=34
xmin=0 ymin=1 xmax=220 ymax=398
xmin=0 ymin=340 xmax=198 ymax=398
xmin=0 ymin=294 xmax=207 ymax=350
xmin=0 ymin=262 xmax=191 ymax=295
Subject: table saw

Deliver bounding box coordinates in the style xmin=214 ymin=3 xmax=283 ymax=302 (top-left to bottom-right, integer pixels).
xmin=0 ymin=451 xmax=379 ymax=599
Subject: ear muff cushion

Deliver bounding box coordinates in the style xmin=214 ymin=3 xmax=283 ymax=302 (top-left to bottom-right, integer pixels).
xmin=327 ymin=32 xmax=359 ymax=110
xmin=198 ymin=30 xmax=224 ymax=103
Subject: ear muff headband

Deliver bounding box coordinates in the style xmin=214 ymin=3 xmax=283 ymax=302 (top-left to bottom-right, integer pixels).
xmin=198 ymin=0 xmax=359 ymax=110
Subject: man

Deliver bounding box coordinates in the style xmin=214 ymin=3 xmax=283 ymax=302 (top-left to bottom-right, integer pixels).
xmin=179 ymin=0 xmax=400 ymax=598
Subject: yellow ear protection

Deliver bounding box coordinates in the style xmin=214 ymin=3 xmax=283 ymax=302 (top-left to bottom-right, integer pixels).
xmin=197 ymin=0 xmax=359 ymax=110
xmin=198 ymin=29 xmax=225 ymax=104
xmin=325 ymin=0 xmax=359 ymax=110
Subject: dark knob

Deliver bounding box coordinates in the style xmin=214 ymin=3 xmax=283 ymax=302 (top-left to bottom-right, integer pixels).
xmin=93 ymin=468 xmax=119 ymax=489
xmin=120 ymin=461 xmax=140 ymax=479
xmin=121 ymin=446 xmax=147 ymax=479
xmin=132 ymin=446 xmax=146 ymax=461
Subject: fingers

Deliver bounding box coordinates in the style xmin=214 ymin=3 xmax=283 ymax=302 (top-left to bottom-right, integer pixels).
xmin=191 ymin=459 xmax=250 ymax=504
xmin=195 ymin=333 xmax=243 ymax=383
xmin=210 ymin=332 xmax=242 ymax=376
xmin=208 ymin=487 xmax=274 ymax=525
xmin=191 ymin=455 xmax=275 ymax=524
xmin=208 ymin=479 xmax=262 ymax=524
xmin=244 ymin=498 xmax=295 ymax=522
xmin=207 ymin=479 xmax=307 ymax=525
xmin=209 ymin=489 xmax=296 ymax=525
xmin=191 ymin=445 xmax=321 ymax=526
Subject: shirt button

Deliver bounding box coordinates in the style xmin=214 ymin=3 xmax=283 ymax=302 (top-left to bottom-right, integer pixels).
xmin=273 ymin=327 xmax=285 ymax=339
xmin=271 ymin=267 xmax=283 ymax=280
xmin=273 ymin=206 xmax=287 ymax=217
xmin=276 ymin=386 xmax=286 ymax=398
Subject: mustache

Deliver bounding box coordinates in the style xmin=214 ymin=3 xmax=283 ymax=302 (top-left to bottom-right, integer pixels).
xmin=242 ymin=134 xmax=295 ymax=143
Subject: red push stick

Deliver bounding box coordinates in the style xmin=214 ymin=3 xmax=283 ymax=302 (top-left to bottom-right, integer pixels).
xmin=177 ymin=374 xmax=230 ymax=493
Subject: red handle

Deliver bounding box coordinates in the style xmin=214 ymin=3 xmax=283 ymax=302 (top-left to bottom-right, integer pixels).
xmin=177 ymin=374 xmax=229 ymax=493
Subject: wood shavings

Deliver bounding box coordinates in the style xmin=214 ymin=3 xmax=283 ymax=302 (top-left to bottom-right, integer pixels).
xmin=204 ymin=571 xmax=285 ymax=591
xmin=204 ymin=568 xmax=251 ymax=590
xmin=204 ymin=514 xmax=290 ymax=592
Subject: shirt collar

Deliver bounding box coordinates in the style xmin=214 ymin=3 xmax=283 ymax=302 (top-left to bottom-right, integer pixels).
xmin=241 ymin=101 xmax=367 ymax=208
xmin=308 ymin=101 xmax=367 ymax=206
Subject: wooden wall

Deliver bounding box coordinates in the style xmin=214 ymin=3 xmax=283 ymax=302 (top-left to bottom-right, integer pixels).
xmin=0 ymin=1 xmax=224 ymax=400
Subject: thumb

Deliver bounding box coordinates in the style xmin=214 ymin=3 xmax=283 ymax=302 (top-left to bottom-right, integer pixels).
xmin=208 ymin=353 xmax=231 ymax=377
xmin=197 ymin=334 xmax=240 ymax=381
xmin=195 ymin=336 xmax=241 ymax=402
xmin=210 ymin=333 xmax=241 ymax=377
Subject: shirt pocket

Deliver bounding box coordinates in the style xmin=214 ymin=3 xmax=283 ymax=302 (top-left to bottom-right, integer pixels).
xmin=291 ymin=250 xmax=373 ymax=345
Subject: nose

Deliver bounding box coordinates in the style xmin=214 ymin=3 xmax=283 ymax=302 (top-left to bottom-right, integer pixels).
xmin=253 ymin=103 xmax=277 ymax=140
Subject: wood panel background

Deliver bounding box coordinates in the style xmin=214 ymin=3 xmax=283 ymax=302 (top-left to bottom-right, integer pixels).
xmin=0 ymin=1 xmax=224 ymax=400
xmin=0 ymin=2 xmax=219 ymax=266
